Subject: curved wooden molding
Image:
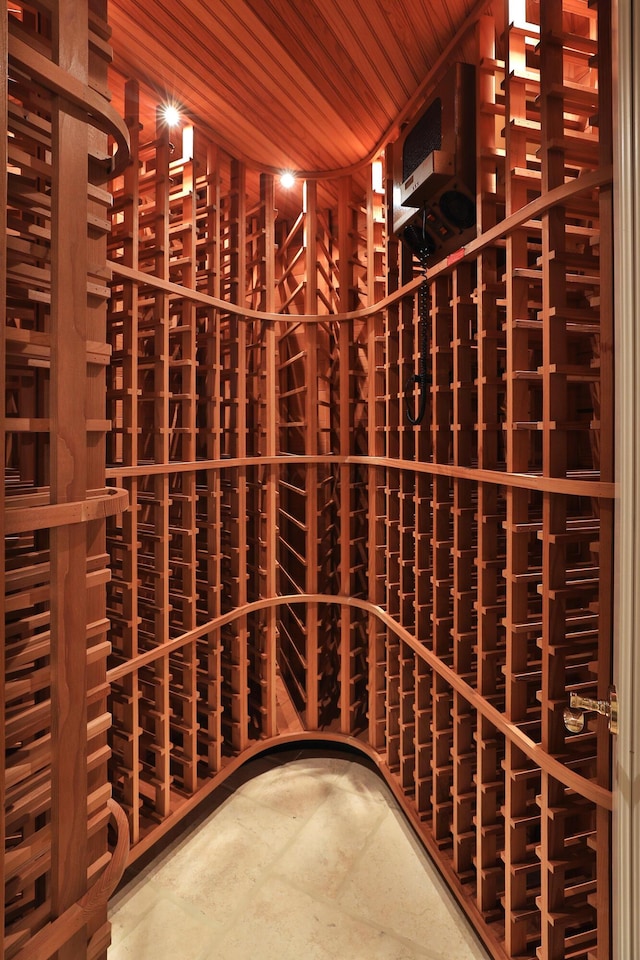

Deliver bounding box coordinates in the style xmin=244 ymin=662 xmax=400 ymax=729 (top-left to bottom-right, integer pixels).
xmin=7 ymin=800 xmax=130 ymax=960
xmin=8 ymin=29 xmax=130 ymax=179
xmin=5 ymin=487 xmax=129 ymax=534
xmin=106 ymin=592 xmax=613 ymax=812
xmin=108 ymin=165 xmax=613 ymax=326
xmin=106 ymin=454 xmax=614 ymax=500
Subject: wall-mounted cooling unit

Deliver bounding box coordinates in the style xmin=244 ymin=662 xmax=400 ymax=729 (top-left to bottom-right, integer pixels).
xmin=392 ymin=62 xmax=476 ymax=264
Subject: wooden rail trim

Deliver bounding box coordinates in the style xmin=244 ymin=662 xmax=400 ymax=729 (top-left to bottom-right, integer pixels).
xmin=5 ymin=487 xmax=129 ymax=534
xmin=105 ymin=456 xmax=614 ymax=500
xmin=6 ymin=800 xmax=130 ymax=960
xmin=8 ymin=30 xmax=130 ymax=179
xmin=108 ymin=165 xmax=612 ymax=324
xmin=106 ymin=594 xmax=613 ymax=812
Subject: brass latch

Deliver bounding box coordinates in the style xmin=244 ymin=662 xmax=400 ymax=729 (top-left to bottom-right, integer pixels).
xmin=563 ymin=686 xmax=618 ymax=735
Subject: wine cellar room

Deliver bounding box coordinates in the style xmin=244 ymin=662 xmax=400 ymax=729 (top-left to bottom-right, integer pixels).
xmin=3 ymin=1 xmax=640 ymax=959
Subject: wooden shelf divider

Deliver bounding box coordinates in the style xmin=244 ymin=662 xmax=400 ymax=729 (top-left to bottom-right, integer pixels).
xmin=3 ymin=4 xmax=616 ymax=959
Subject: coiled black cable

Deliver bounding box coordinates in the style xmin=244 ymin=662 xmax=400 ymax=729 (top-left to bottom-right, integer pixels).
xmin=404 ymin=277 xmax=430 ymax=425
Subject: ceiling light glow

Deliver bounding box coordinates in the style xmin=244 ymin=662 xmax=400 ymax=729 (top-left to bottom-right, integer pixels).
xmin=372 ymin=160 xmax=384 ymax=194
xmin=280 ymin=171 xmax=296 ymax=189
xmin=162 ymin=104 xmax=181 ymax=127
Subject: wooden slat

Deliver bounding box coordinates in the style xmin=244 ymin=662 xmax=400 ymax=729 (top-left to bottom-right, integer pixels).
xmin=4 ymin=7 xmax=610 ymax=960
xmin=108 ymin=0 xmax=484 ymax=176
xmin=49 ymin=4 xmax=90 ymax=957
xmin=1 ymin=1 xmax=7 ymax=949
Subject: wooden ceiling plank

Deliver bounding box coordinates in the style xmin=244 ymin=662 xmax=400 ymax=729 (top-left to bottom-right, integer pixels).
xmin=312 ymin=0 xmax=407 ymax=109
xmin=316 ymin=0 xmax=412 ymax=117
xmin=106 ymin=0 xmax=479 ymax=173
xmin=354 ymin=0 xmax=432 ymax=94
xmin=194 ymin=0 xmax=370 ymax=159
xmin=109 ymin=29 xmax=295 ymax=166
xmin=110 ymin=0 xmax=368 ymax=168
xmin=107 ymin=16 xmax=333 ymax=169
xmin=370 ymin=0 xmax=440 ymax=71
xmin=240 ymin=0 xmax=383 ymax=147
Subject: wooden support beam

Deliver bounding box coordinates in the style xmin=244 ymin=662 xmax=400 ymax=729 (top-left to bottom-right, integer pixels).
xmin=49 ymin=4 xmax=90 ymax=957
xmin=304 ymin=179 xmax=320 ymax=730
xmin=55 ymin=8 xmax=615 ymax=960
xmin=261 ymin=172 xmax=278 ymax=739
xmin=1 ymin=1 xmax=7 ymax=949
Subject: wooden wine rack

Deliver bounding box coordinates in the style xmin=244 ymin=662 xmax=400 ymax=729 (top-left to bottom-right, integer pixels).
xmin=3 ymin=2 xmax=616 ymax=959
xmin=2 ymin=3 xmax=130 ymax=960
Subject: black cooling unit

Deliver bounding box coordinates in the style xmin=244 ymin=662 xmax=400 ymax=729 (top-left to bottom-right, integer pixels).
xmin=392 ymin=62 xmax=476 ymax=264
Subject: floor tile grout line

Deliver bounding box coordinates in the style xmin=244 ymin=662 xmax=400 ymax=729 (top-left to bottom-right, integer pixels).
xmin=218 ymin=779 xmax=355 ymax=910
xmin=109 ymin=757 xmax=492 ymax=960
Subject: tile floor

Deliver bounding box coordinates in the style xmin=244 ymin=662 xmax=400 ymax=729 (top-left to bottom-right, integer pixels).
xmin=108 ymin=748 xmax=491 ymax=960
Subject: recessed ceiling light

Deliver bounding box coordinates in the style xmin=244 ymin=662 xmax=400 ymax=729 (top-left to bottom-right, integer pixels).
xmin=280 ymin=171 xmax=296 ymax=189
xmin=161 ymin=103 xmax=181 ymax=127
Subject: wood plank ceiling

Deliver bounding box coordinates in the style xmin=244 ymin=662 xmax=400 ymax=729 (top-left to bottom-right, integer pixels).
xmin=108 ymin=0 xmax=488 ymax=175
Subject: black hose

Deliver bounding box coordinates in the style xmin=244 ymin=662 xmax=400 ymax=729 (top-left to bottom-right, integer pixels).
xmin=405 ymin=278 xmax=429 ymax=425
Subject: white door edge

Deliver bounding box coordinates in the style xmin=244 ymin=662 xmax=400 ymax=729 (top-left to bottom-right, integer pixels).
xmin=612 ymin=1 xmax=640 ymax=958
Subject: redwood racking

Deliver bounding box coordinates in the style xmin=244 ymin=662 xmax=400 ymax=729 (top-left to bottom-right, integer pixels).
xmin=2 ymin=3 xmax=130 ymax=960
xmin=101 ymin=4 xmax=614 ymax=957
xmin=3 ymin=2 xmax=617 ymax=960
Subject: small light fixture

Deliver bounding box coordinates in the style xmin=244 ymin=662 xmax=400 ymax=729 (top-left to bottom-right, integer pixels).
xmin=182 ymin=125 xmax=194 ymax=161
xmin=280 ymin=171 xmax=296 ymax=189
xmin=161 ymin=103 xmax=181 ymax=127
xmin=372 ymin=159 xmax=384 ymax=194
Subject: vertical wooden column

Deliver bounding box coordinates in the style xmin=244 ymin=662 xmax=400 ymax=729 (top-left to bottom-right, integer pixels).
xmin=260 ymin=172 xmax=277 ymax=738
xmin=3 ymin=6 xmax=129 ymax=956
xmin=170 ymin=125 xmax=198 ymax=793
xmin=383 ymin=142 xmax=401 ymax=675
xmin=595 ymin=3 xmax=614 ymax=956
xmin=197 ymin=141 xmax=223 ymax=772
xmin=85 ymin=6 xmax=119 ymax=953
xmin=401 ymin=259 xmax=418 ymax=459
xmin=539 ymin=6 xmax=569 ymax=958
xmin=227 ymin=158 xmax=249 ymax=751
xmin=537 ymin=3 xmax=606 ymax=957
xmin=50 ymin=5 xmax=90 ymax=956
xmin=382 ymin=150 xmax=401 ymax=771
xmin=398 ymin=243 xmax=417 ymax=652
xmin=0 ymin=1 xmax=7 ymax=947
xmin=337 ymin=177 xmax=354 ymax=733
xmin=451 ymin=262 xmax=477 ymax=878
xmin=475 ymin=12 xmax=507 ymax=927
xmin=351 ymin=188 xmax=371 ymax=733
xmin=502 ymin=10 xmax=543 ymax=956
xmin=107 ymin=77 xmax=141 ymax=843
xmin=367 ymin=170 xmax=386 ymax=751
xmin=381 ymin=144 xmax=402 ymax=472
xmin=304 ymin=180 xmax=320 ymax=730
xmin=151 ymin=111 xmax=171 ymax=817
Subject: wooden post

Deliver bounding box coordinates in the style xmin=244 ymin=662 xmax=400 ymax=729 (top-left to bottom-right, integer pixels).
xmin=50 ymin=3 xmax=90 ymax=956
xmin=304 ymin=179 xmax=320 ymax=730
xmin=261 ymin=172 xmax=278 ymax=738
xmin=1 ymin=1 xmax=7 ymax=948
xmin=338 ymin=177 xmax=353 ymax=734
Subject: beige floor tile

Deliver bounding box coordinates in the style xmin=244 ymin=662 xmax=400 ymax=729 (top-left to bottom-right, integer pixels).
xmin=232 ymin=755 xmax=342 ymax=818
xmin=272 ymin=785 xmax=388 ymax=897
xmin=109 ymin=756 xmax=491 ymax=960
xmin=109 ymin=895 xmax=217 ymax=960
xmin=336 ymin=807 xmax=489 ymax=959
xmin=212 ymin=875 xmax=432 ymax=960
xmin=144 ymin=791 xmax=299 ymax=922
xmin=331 ymin=757 xmax=397 ymax=808
xmin=108 ymin=876 xmax=164 ymax=943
